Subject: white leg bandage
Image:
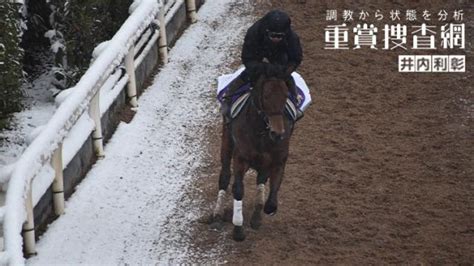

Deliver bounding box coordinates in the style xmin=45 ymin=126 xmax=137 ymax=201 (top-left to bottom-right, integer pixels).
xmin=233 ymin=200 xmax=243 ymax=226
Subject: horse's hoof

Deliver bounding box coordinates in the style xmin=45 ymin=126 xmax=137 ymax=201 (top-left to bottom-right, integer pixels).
xmin=210 ymin=221 xmax=224 ymax=231
xmin=233 ymin=226 xmax=246 ymax=241
xmin=250 ymin=212 xmax=262 ymax=230
xmin=264 ymin=202 xmax=277 ymax=215
xmin=250 ymin=218 xmax=262 ymax=230
xmin=210 ymin=215 xmax=224 ymax=231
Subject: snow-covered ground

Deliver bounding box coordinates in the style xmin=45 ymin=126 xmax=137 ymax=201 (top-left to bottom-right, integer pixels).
xmin=25 ymin=1 xmax=254 ymax=264
xmin=0 ymin=72 xmax=57 ymax=168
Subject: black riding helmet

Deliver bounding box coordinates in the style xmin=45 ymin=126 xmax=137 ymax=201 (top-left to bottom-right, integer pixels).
xmin=263 ymin=10 xmax=291 ymax=38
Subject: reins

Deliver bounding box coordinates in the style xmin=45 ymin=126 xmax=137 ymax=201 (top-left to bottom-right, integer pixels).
xmin=250 ymin=87 xmax=271 ymax=132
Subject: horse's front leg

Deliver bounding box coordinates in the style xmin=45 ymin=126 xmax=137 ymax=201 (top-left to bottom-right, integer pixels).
xmin=211 ymin=122 xmax=233 ymax=230
xmin=250 ymin=171 xmax=268 ymax=230
xmin=232 ymin=155 xmax=249 ymax=241
xmin=264 ymin=164 xmax=286 ymax=215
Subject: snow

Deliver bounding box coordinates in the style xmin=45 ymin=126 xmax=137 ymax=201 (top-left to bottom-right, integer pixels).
xmin=165 ymin=0 xmax=184 ymax=24
xmin=24 ymin=0 xmax=254 ymax=264
xmin=49 ymin=41 xmax=65 ymax=54
xmin=2 ymin=1 xmax=161 ymax=264
xmin=0 ymin=0 xmax=158 ymax=166
xmin=0 ymin=104 xmax=56 ymax=167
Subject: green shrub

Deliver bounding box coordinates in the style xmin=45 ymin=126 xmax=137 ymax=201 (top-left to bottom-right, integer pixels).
xmin=48 ymin=0 xmax=133 ymax=87
xmin=0 ymin=2 xmax=25 ymax=120
xmin=0 ymin=0 xmax=132 ymax=128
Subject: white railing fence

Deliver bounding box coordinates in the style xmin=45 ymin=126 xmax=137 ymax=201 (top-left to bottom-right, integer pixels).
xmin=0 ymin=0 xmax=198 ymax=264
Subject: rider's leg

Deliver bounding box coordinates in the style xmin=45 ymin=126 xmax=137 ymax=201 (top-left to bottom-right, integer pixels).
xmin=285 ymin=75 xmax=298 ymax=102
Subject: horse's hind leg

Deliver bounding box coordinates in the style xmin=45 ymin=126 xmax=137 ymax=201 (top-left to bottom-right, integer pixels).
xmin=232 ymin=156 xmax=248 ymax=241
xmin=211 ymin=123 xmax=233 ymax=230
xmin=251 ymin=171 xmax=268 ymax=230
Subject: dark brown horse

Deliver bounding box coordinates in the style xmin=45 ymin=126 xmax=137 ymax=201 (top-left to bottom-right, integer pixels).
xmin=212 ymin=74 xmax=294 ymax=241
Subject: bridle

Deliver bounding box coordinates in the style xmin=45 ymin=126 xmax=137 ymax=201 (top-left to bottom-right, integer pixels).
xmin=250 ymin=78 xmax=287 ymax=138
xmin=251 ymin=94 xmax=271 ymax=133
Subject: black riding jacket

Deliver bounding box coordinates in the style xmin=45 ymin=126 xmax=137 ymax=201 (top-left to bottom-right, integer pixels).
xmin=241 ymin=15 xmax=303 ymax=82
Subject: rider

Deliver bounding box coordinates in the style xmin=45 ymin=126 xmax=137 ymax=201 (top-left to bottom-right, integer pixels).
xmin=222 ymin=9 xmax=303 ymax=120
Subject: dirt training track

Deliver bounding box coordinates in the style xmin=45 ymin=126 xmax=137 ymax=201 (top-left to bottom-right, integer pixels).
xmin=186 ymin=0 xmax=473 ymax=264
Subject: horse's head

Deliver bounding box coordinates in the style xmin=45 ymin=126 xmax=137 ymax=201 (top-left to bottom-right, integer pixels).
xmin=253 ymin=76 xmax=289 ymax=142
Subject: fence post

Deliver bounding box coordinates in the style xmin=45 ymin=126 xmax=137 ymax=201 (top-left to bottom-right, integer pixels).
xmin=158 ymin=8 xmax=168 ymax=64
xmin=22 ymin=183 xmax=36 ymax=257
xmin=51 ymin=143 xmax=65 ymax=215
xmin=88 ymin=91 xmax=105 ymax=158
xmin=185 ymin=0 xmax=197 ymax=23
xmin=124 ymin=46 xmax=139 ymax=108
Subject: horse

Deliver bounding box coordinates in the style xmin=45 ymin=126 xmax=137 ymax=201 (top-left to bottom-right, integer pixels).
xmin=211 ymin=74 xmax=294 ymax=241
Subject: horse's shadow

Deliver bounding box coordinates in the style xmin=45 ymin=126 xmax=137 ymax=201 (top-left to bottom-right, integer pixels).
xmin=206 ymin=208 xmax=233 ymax=231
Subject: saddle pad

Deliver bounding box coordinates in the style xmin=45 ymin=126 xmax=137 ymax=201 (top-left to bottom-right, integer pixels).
xmin=217 ymin=67 xmax=312 ymax=111
xmin=285 ymin=98 xmax=298 ymax=121
xmin=231 ymin=92 xmax=250 ymax=119
xmin=230 ymin=92 xmax=300 ymax=121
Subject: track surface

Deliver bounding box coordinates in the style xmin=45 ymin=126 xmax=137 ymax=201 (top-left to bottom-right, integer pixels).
xmin=25 ymin=0 xmax=472 ymax=264
xmin=190 ymin=0 xmax=473 ymax=264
